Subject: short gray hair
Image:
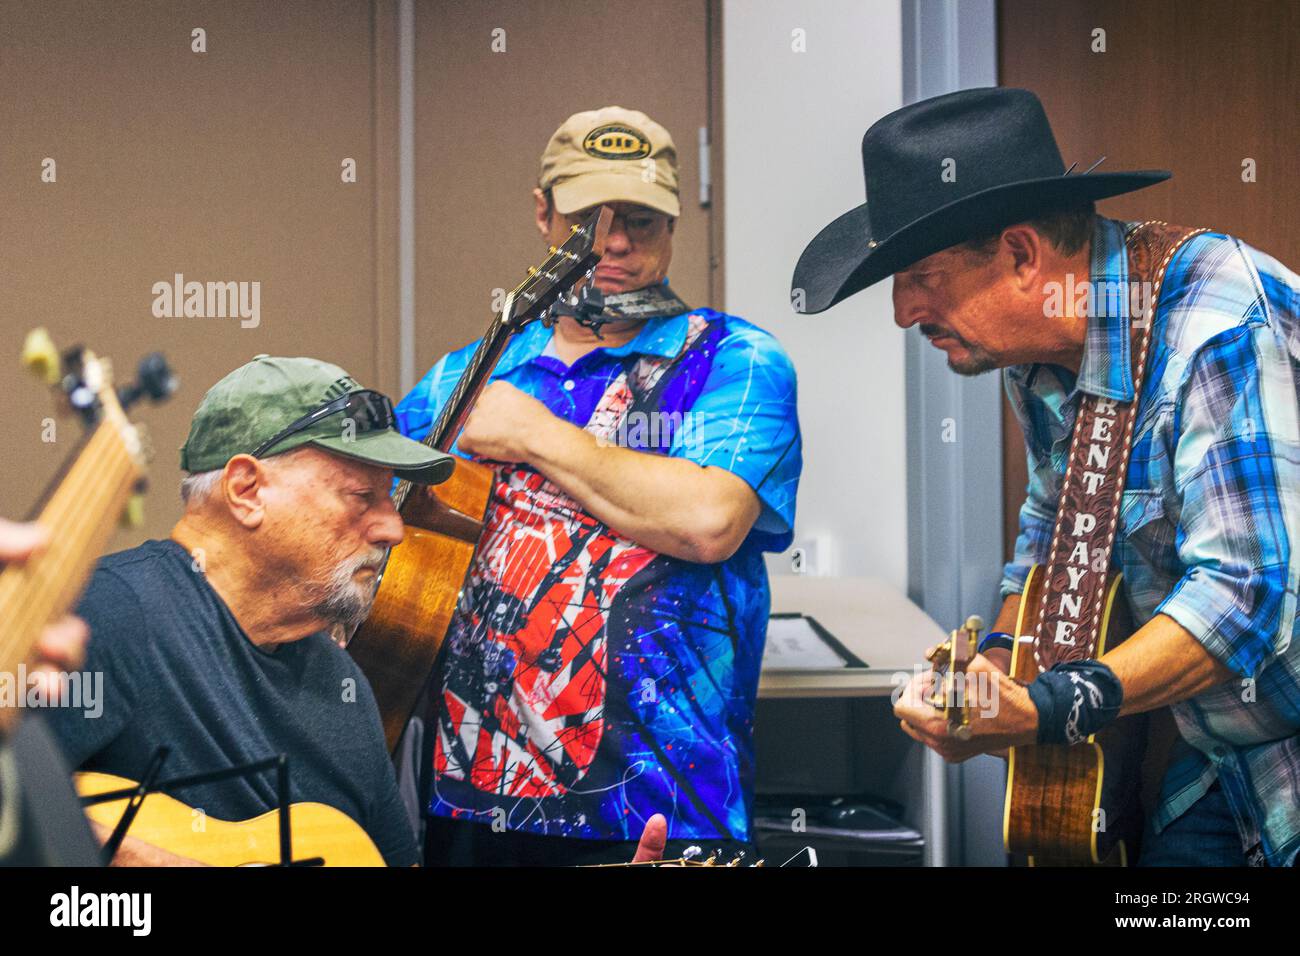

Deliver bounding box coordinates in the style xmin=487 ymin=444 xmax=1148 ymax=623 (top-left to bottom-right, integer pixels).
xmin=179 ymin=469 xmax=223 ymax=507
xmin=180 ymin=446 xmax=319 ymax=507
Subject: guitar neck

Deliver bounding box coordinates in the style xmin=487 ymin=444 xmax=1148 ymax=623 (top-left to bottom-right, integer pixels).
xmin=391 ymin=312 xmax=514 ymax=513
xmin=0 ymin=420 xmax=142 ymax=678
xmin=388 ymin=209 xmax=612 ymax=513
xmin=426 ymin=313 xmax=515 ymax=454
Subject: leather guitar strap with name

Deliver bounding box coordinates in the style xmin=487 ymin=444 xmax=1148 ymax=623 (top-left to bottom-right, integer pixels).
xmin=1034 ymin=222 xmax=1208 ymax=671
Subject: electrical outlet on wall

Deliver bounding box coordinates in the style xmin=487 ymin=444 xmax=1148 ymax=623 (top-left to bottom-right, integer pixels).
xmin=789 ymin=536 xmax=831 ymax=576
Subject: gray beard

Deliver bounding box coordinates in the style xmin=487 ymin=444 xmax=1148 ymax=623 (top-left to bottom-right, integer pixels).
xmin=300 ymin=552 xmax=386 ymax=634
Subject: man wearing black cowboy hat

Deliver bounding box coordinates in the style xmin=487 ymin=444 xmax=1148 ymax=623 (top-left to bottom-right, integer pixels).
xmin=794 ymin=87 xmax=1300 ymax=867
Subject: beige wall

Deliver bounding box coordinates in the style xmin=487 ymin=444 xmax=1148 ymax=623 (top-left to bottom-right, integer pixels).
xmin=1 ymin=0 xmax=716 ymax=553
xmin=1 ymin=0 xmax=401 ymax=546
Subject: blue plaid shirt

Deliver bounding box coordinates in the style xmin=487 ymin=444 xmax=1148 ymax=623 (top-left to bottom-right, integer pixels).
xmin=1002 ymin=217 xmax=1300 ymax=866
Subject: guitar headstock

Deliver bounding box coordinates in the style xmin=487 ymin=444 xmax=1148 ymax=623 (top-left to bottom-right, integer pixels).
xmin=502 ymin=205 xmax=613 ymax=331
xmin=926 ymin=614 xmax=982 ymax=740
xmin=590 ymin=846 xmax=767 ymax=867
xmin=25 ymin=329 xmax=175 ymax=424
xmin=22 ymin=328 xmax=176 ymax=523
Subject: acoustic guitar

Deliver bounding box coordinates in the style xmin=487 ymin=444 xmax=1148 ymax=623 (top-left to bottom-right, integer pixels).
xmin=0 ymin=330 xmax=174 ymax=718
xmin=925 ymin=615 xmax=983 ymax=741
xmin=0 ymin=332 xmax=173 ymax=864
xmin=1002 ymin=570 xmax=1146 ymax=866
xmin=348 ymin=207 xmax=613 ymax=749
xmin=75 ymin=772 xmax=386 ymax=867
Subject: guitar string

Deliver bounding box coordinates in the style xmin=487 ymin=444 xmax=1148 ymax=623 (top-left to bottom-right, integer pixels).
xmin=0 ymin=423 xmax=120 ymax=664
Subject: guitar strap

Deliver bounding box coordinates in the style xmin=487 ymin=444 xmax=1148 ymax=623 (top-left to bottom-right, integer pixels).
xmin=1033 ymin=222 xmax=1208 ymax=671
xmin=602 ymin=282 xmax=692 ymax=321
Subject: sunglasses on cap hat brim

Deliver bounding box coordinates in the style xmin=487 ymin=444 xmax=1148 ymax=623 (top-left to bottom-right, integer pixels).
xmin=251 ymin=389 xmax=396 ymax=459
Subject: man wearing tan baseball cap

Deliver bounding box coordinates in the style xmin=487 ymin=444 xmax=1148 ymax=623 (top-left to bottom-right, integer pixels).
xmin=399 ymin=106 xmax=802 ymax=867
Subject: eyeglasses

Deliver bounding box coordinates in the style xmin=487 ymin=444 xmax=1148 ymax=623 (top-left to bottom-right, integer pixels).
xmin=564 ymin=209 xmax=670 ymax=244
xmin=251 ymin=389 xmax=396 ymax=458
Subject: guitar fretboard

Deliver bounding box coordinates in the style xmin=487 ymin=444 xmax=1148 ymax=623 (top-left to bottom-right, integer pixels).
xmin=0 ymin=419 xmax=141 ymax=681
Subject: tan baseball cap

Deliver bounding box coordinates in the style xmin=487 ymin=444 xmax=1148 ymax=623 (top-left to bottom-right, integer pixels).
xmin=539 ymin=106 xmax=680 ymax=218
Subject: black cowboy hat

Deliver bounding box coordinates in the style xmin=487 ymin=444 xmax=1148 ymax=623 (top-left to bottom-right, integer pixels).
xmin=791 ymin=87 xmax=1171 ymax=314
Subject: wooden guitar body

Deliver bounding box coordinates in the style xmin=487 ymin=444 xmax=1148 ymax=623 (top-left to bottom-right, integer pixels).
xmin=347 ymin=457 xmax=493 ymax=749
xmin=76 ymin=773 xmax=386 ymax=866
xmin=1003 ymin=565 xmax=1149 ymax=865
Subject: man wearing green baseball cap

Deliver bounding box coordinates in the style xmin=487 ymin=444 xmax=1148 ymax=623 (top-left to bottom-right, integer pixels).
xmin=44 ymin=355 xmax=453 ymax=866
xmin=44 ymin=355 xmax=669 ymax=867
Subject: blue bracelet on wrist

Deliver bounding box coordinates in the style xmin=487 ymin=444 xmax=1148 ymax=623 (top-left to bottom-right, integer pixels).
xmin=977 ymin=631 xmax=1015 ymax=655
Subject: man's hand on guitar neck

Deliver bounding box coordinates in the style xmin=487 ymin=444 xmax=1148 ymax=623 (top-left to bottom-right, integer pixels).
xmin=894 ymin=652 xmax=1039 ymax=763
xmin=895 ymin=593 xmax=1024 ymax=762
xmin=0 ymin=519 xmax=90 ymax=738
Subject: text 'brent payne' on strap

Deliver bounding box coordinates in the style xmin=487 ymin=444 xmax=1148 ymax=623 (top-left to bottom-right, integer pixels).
xmin=1033 ymin=222 xmax=1208 ymax=671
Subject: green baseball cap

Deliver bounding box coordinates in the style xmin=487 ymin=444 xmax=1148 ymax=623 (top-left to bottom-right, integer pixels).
xmin=179 ymin=355 xmax=455 ymax=485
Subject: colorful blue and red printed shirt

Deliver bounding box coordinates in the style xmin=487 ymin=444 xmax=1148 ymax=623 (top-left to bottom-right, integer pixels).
xmin=396 ymin=304 xmax=801 ymax=842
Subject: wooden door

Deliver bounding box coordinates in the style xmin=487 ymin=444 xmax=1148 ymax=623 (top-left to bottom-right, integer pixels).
xmin=998 ymin=0 xmax=1299 ymax=557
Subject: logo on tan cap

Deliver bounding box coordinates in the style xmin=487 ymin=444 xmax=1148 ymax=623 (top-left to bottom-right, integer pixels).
xmin=540 ymin=106 xmax=680 ymax=218
xmin=582 ymin=124 xmax=652 ymax=160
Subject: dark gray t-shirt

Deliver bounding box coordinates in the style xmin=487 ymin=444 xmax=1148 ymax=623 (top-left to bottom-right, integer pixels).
xmin=45 ymin=539 xmax=418 ymax=866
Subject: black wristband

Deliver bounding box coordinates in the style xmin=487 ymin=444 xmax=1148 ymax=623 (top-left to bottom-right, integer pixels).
xmin=1027 ymin=659 xmax=1124 ymax=745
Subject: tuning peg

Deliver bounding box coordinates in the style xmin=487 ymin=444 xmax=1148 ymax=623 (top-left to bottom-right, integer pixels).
xmin=964 ymin=615 xmax=985 ymax=632
xmin=570 ymin=224 xmax=580 ymax=234
xmin=527 ymin=265 xmax=538 ymax=275
xmin=548 ymin=245 xmax=558 ymax=254
xmin=118 ymin=352 xmax=177 ymax=411
xmin=22 ymin=328 xmax=60 ymax=385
